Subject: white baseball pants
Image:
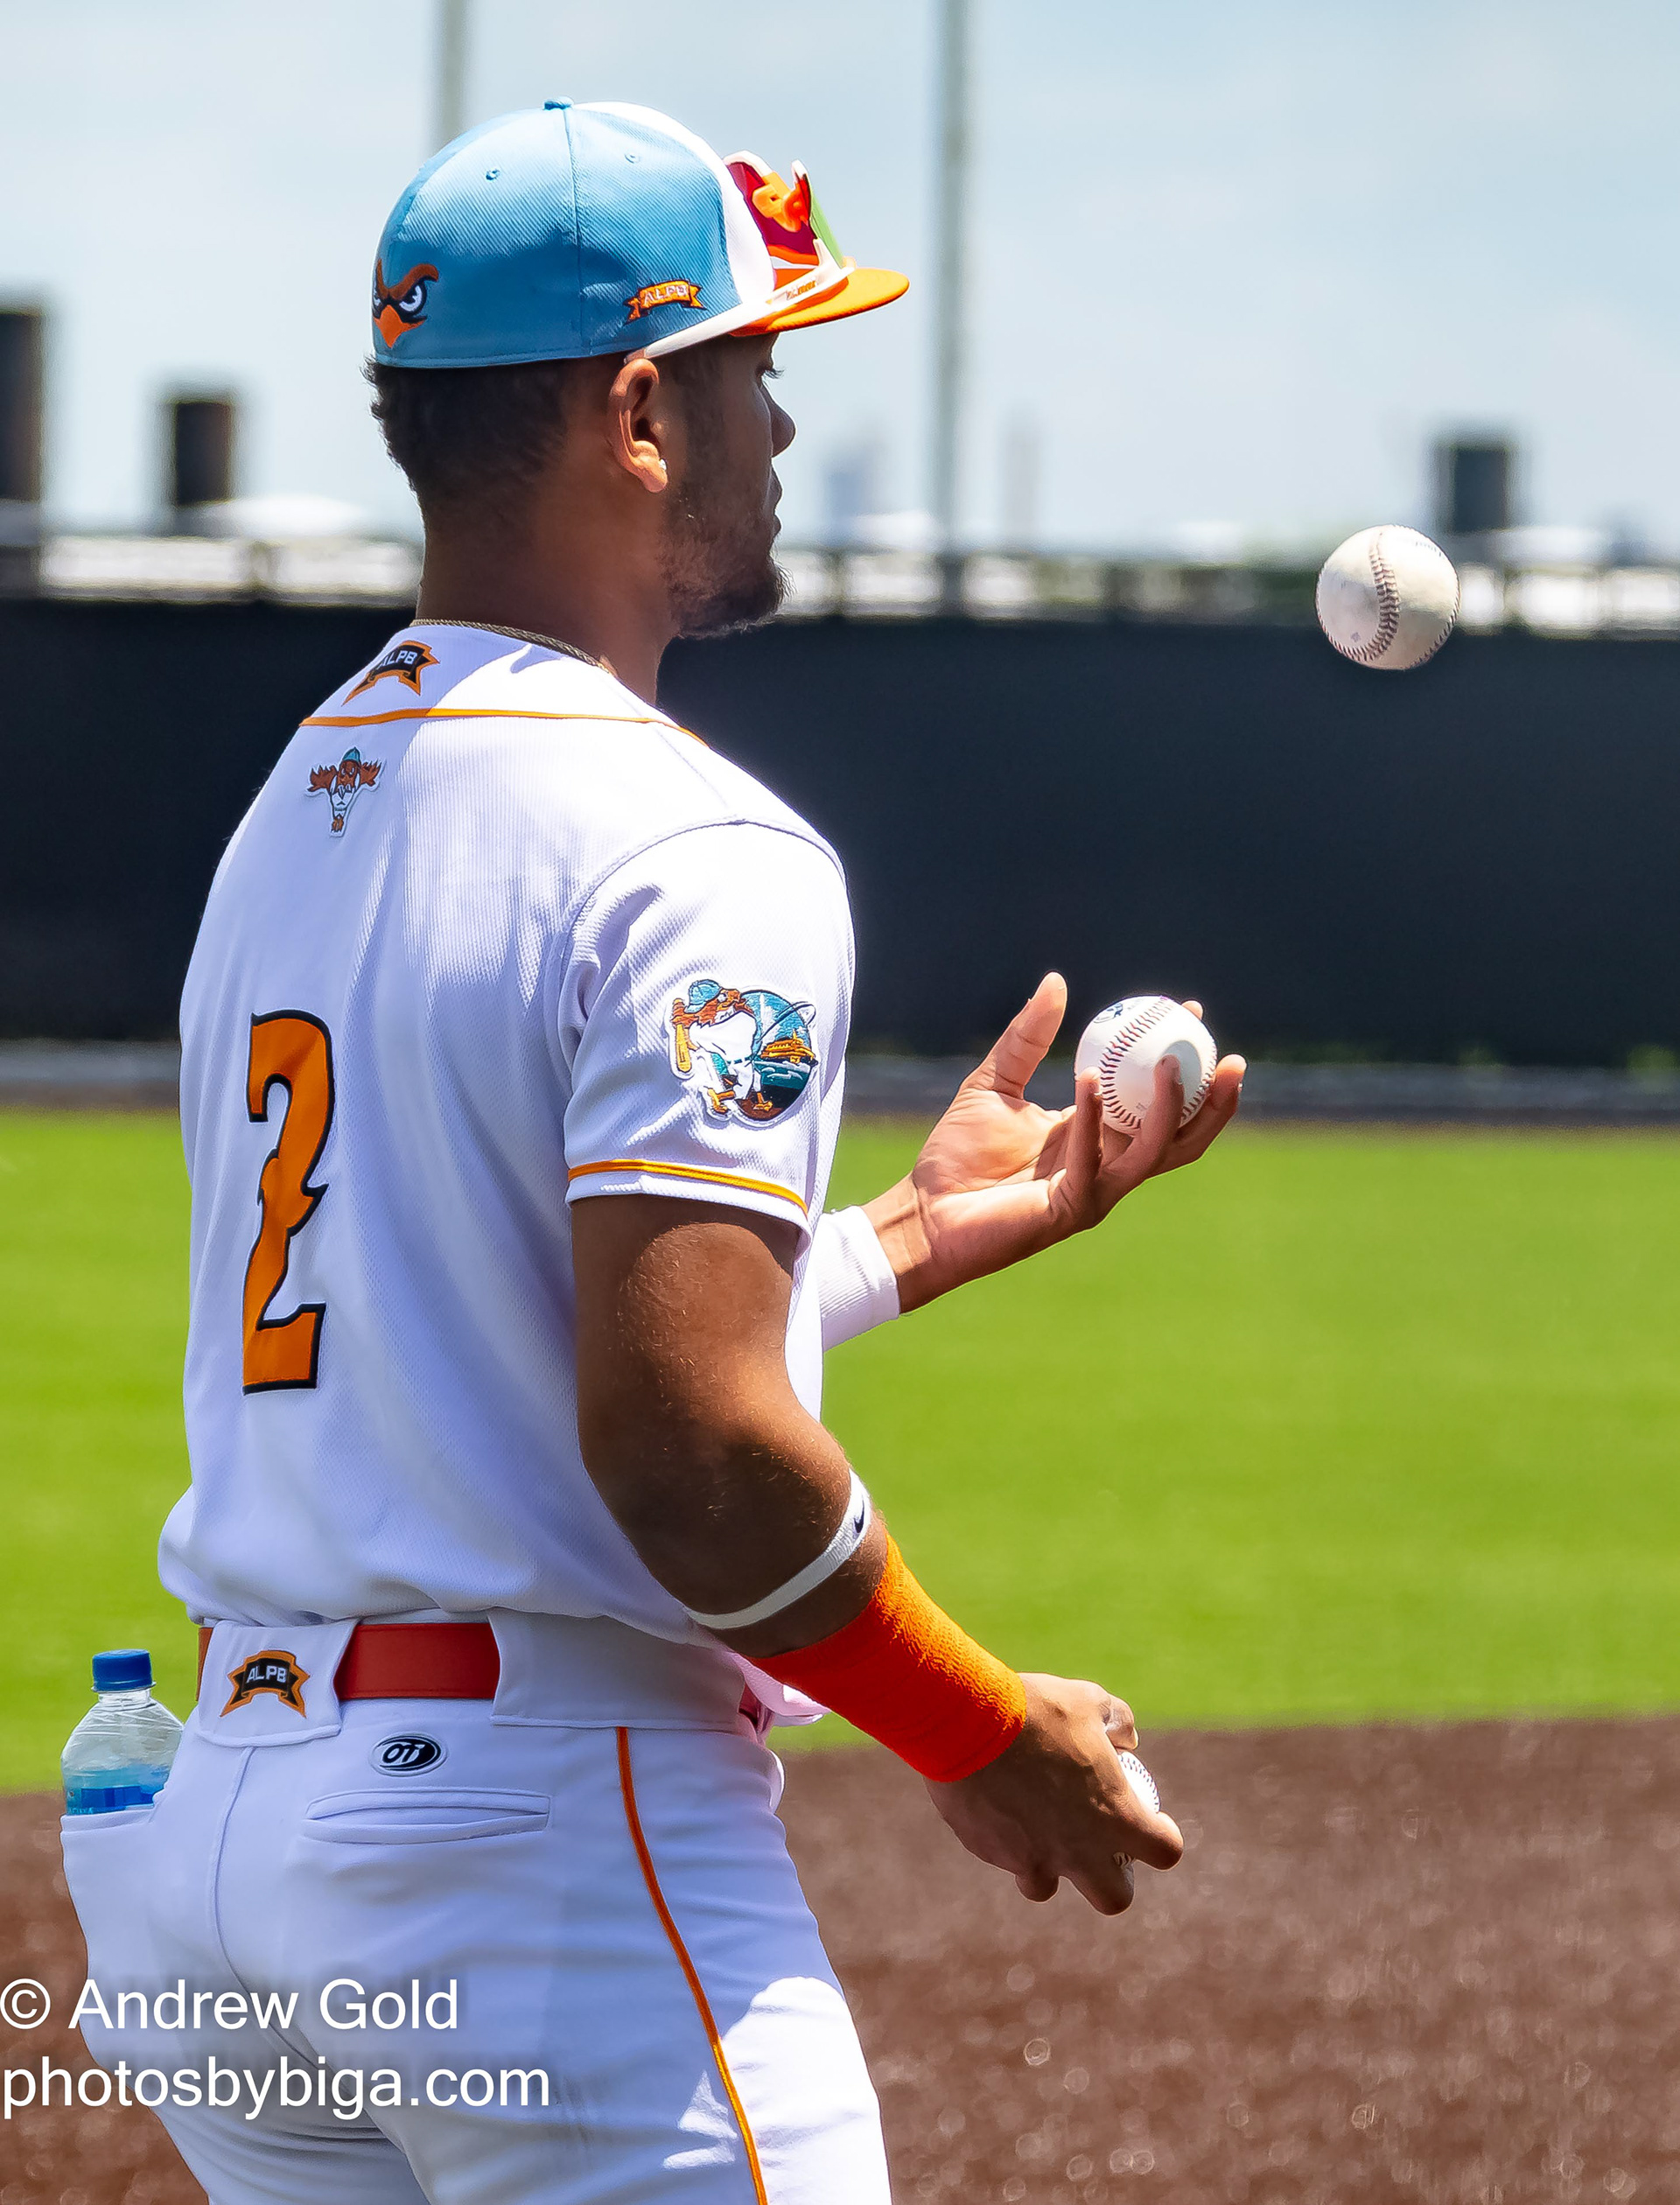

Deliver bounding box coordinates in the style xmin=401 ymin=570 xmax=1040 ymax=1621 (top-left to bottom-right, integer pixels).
xmin=61 ymin=1619 xmax=889 ymax=2204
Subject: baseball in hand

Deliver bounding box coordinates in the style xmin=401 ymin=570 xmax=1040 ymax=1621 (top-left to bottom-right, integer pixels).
xmin=1316 ymin=525 xmax=1460 ymax=671
xmin=1117 ymin=1749 xmax=1159 ymax=1815
xmin=1074 ymin=996 xmax=1218 ymax=1133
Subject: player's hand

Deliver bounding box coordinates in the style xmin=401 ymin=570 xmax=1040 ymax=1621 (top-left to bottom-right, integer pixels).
xmin=862 ymin=972 xmax=1244 ymax=1312
xmin=924 ymin=1675 xmax=1183 ymax=1914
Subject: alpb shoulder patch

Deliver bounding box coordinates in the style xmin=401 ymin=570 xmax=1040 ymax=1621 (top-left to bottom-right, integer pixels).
xmin=346 ymin=639 xmax=438 ymax=701
xmin=308 ymin=748 xmax=382 ymax=835
xmin=668 ymin=981 xmax=818 ymax=1121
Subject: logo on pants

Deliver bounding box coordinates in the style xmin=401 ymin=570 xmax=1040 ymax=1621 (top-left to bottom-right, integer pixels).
xmin=370 ymin=1733 xmax=446 ymax=1774
xmin=221 ymin=1650 xmax=312 ymax=1718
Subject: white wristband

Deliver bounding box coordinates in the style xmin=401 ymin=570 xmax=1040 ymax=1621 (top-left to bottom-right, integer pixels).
xmin=684 ymin=1470 xmax=873 ymax=1631
xmin=814 ymin=1207 xmax=901 ymax=1350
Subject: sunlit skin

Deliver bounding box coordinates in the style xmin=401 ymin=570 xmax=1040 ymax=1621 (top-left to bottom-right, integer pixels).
xmin=417 ymin=332 xmax=1245 ymax=1910
xmin=414 ymin=334 xmax=793 ymax=703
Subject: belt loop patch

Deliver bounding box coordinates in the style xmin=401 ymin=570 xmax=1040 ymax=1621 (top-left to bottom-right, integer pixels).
xmin=193 ymin=1621 xmax=357 ymax=1746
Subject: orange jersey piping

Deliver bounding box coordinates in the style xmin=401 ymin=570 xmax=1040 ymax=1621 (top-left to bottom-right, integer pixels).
xmin=567 ymin=1158 xmax=808 ymax=1214
xmin=616 ymin=1730 xmax=770 ymax=2205
xmin=301 ymin=705 xmax=675 ymax=732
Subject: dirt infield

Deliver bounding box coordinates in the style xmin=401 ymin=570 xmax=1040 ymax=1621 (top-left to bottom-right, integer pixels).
xmin=4 ymin=1715 xmax=1680 ymax=2202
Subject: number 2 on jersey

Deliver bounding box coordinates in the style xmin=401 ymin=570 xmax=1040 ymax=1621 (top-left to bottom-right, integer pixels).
xmin=242 ymin=1012 xmax=334 ymax=1392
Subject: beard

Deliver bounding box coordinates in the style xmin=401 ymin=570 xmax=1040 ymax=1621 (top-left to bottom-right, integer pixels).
xmin=661 ymin=472 xmax=785 ymax=637
xmin=658 ymin=384 xmax=786 ymax=638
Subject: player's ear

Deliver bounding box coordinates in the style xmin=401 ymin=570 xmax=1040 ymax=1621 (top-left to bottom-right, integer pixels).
xmin=606 ymin=356 xmax=674 ymax=495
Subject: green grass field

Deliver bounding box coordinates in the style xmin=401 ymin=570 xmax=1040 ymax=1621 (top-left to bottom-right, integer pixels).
xmin=5 ymin=1110 xmax=1680 ymax=1790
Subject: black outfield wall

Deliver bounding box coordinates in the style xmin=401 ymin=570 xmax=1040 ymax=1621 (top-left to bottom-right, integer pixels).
xmin=4 ymin=597 xmax=1677 ymax=1061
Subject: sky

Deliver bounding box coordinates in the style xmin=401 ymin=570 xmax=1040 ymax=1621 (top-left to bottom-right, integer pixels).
xmin=4 ymin=0 xmax=1679 ymax=552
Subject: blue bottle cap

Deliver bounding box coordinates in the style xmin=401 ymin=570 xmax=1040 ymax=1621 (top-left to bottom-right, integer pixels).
xmin=92 ymin=1648 xmax=152 ymax=1691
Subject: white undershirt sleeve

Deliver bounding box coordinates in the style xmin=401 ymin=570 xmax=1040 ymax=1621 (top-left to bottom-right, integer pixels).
xmin=813 ymin=1206 xmax=901 ymax=1350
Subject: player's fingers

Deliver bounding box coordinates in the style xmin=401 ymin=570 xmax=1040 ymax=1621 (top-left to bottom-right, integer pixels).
xmin=1067 ymin=1859 xmax=1135 ymax=1916
xmin=1113 ymin=1801 xmax=1185 ymax=1873
xmin=1110 ymin=1055 xmax=1182 ymax=1187
xmin=1092 ymin=1698 xmax=1183 ymax=1870
xmin=967 ymin=972 xmax=1068 ymax=1100
xmin=1028 ymin=1106 xmax=1077 ymax=1184
xmin=1101 ymin=1695 xmax=1139 ymax=1752
xmin=1014 ymin=1865 xmax=1060 ymax=1903
xmin=1166 ymin=1055 xmax=1246 ymax=1165
xmin=1056 ymin=1070 xmax=1106 ymax=1214
xmin=1182 ymin=999 xmax=1203 ymax=1020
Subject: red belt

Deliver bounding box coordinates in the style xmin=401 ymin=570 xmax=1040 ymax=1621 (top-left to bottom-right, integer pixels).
xmin=197 ymin=1621 xmax=500 ymax=1700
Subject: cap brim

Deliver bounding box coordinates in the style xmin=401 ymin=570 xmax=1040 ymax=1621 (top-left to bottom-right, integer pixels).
xmin=749 ymin=264 xmax=909 ymax=334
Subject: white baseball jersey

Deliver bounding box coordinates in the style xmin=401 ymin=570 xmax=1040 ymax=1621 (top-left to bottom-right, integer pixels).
xmin=161 ymin=620 xmax=861 ymax=1642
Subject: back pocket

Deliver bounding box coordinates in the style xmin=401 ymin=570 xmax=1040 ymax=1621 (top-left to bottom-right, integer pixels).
xmin=302 ymin=1788 xmax=550 ymax=1844
xmin=60 ymin=1806 xmax=164 ymax=2036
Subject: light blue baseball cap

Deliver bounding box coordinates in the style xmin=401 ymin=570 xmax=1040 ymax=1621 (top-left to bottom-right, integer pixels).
xmin=371 ymin=100 xmax=907 ymax=369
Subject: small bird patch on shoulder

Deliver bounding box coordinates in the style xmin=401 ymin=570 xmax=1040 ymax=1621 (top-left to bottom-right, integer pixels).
xmin=308 ymin=748 xmax=382 ymax=836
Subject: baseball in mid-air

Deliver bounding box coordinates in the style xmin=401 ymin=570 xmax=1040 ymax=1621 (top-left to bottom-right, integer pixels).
xmin=1118 ymin=1749 xmax=1160 ymax=1816
xmin=1316 ymin=525 xmax=1460 ymax=671
xmin=1074 ymin=996 xmax=1218 ymax=1133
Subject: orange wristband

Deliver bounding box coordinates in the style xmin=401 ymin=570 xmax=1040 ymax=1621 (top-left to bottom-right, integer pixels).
xmin=754 ymin=1536 xmax=1026 ymax=1782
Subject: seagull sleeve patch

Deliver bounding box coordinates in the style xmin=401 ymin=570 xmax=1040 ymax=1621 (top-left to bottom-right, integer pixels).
xmin=668 ymin=981 xmax=818 ymax=1120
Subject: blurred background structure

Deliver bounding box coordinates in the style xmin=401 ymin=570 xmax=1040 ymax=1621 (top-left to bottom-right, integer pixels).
xmin=8 ymin=0 xmax=1680 ymax=551
xmin=5 ymin=0 xmax=1680 ymax=1059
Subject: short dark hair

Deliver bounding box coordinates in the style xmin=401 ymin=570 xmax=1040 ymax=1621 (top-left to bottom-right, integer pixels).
xmin=365 ymin=357 xmax=581 ymax=515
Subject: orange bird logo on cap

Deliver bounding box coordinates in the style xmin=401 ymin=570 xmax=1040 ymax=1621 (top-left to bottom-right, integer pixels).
xmin=726 ymin=158 xmax=823 ymax=277
xmin=752 ymin=169 xmax=812 ymax=235
xmin=373 ymin=259 xmax=440 ymax=347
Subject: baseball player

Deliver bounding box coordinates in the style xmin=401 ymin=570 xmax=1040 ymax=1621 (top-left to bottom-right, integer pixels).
xmin=62 ymin=101 xmax=1243 ymax=2202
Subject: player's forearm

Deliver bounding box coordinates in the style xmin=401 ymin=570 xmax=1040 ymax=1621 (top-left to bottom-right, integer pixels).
xmin=583 ymin=1390 xmax=1025 ymax=1776
xmin=578 ymin=1390 xmax=886 ymax=1656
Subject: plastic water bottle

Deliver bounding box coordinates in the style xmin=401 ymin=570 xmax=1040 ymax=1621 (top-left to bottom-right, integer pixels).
xmin=62 ymin=1649 xmax=184 ymax=1815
